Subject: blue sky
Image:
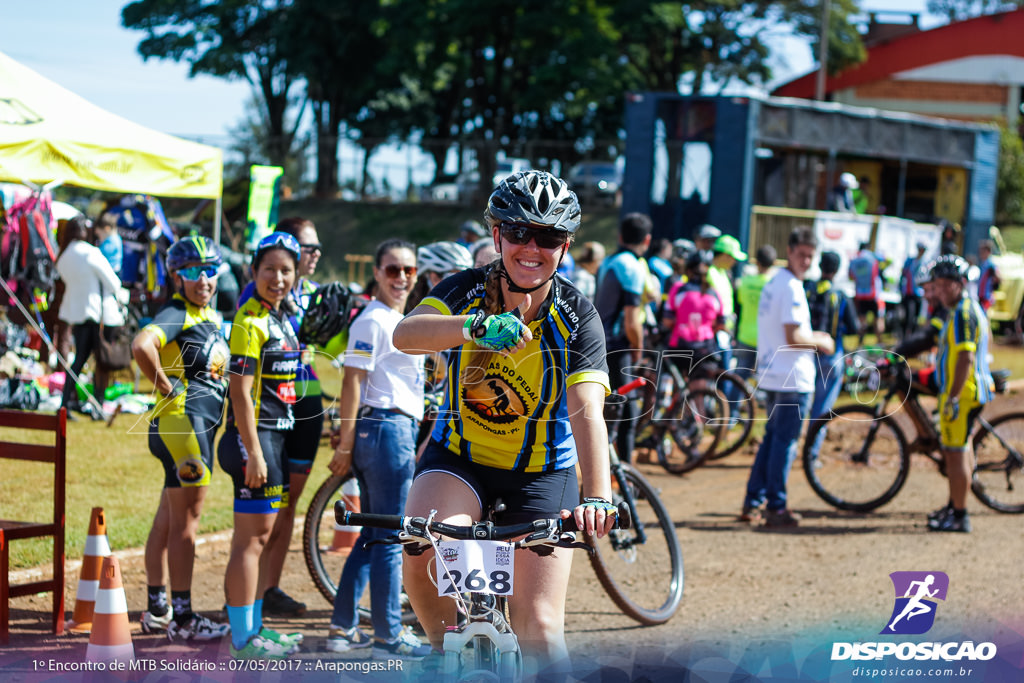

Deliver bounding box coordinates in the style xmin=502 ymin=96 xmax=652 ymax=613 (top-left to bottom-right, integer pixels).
xmin=3 ymin=1 xmax=942 ymax=185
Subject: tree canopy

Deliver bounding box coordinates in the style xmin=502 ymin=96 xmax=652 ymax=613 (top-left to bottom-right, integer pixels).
xmin=122 ymin=0 xmax=866 ymax=195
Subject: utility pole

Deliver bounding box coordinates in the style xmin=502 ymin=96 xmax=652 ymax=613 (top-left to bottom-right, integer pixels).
xmin=815 ymin=0 xmax=832 ymax=101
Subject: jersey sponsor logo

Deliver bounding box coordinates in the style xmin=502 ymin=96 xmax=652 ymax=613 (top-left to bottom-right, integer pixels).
xmin=276 ymin=381 xmax=297 ymax=404
xmin=462 ymin=373 xmax=529 ymax=425
xmin=271 ymin=359 xmax=299 ymax=373
xmin=176 ymin=458 xmax=206 ymax=484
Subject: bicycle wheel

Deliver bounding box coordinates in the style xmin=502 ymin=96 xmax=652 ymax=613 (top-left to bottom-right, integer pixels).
xmin=301 ymin=474 xmax=418 ymax=623
xmin=587 ymin=464 xmax=684 ymax=625
xmin=971 ymin=412 xmax=1024 ymax=513
xmin=655 ymin=387 xmax=724 ymax=475
xmin=802 ymin=405 xmax=910 ymax=512
xmin=706 ymin=371 xmax=755 ymax=459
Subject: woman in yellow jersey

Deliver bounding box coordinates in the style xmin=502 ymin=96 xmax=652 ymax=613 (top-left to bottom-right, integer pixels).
xmin=218 ymin=232 xmax=303 ymax=659
xmin=133 ymin=235 xmax=230 ymax=640
xmin=394 ymin=171 xmax=616 ymax=673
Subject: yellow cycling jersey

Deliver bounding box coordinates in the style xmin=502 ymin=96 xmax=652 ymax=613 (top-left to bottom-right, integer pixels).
xmin=227 ymin=295 xmax=300 ymax=431
xmin=142 ymin=295 xmax=229 ymax=422
xmin=935 ymin=294 xmax=993 ymax=405
xmin=422 ymin=269 xmax=609 ymax=472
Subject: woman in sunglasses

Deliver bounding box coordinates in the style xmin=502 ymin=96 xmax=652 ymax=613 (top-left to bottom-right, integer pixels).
xmin=133 ymin=235 xmax=230 ymax=641
xmin=234 ymin=217 xmax=324 ymax=620
xmin=325 ymin=238 xmax=431 ymax=658
xmin=219 ymin=232 xmax=304 ymax=659
xmin=393 ymin=170 xmax=615 ymax=674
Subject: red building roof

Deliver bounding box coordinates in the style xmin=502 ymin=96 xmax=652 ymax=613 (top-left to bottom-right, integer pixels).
xmin=772 ymin=9 xmax=1024 ymax=99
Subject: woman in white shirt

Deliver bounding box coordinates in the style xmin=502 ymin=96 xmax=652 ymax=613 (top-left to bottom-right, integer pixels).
xmin=55 ymin=215 xmax=123 ymax=417
xmin=324 ymin=238 xmax=430 ymax=659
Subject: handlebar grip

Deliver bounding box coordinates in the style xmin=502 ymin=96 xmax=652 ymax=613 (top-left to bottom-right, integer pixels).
xmin=333 ymin=499 xmax=404 ymax=531
xmin=560 ymin=501 xmax=632 ymax=532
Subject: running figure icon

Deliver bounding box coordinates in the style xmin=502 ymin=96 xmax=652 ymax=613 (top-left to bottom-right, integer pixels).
xmin=888 ymin=575 xmax=938 ymax=631
xmin=882 ymin=571 xmax=949 ymax=635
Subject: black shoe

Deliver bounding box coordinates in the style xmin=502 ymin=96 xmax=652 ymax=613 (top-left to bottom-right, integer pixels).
xmin=927 ymin=503 xmax=952 ymax=525
xmin=262 ymin=587 xmax=306 ymax=617
xmin=928 ymin=509 xmax=971 ymax=533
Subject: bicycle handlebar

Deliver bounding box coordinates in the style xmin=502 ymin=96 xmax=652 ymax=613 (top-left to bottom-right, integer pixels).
xmin=334 ymin=499 xmax=632 ymax=546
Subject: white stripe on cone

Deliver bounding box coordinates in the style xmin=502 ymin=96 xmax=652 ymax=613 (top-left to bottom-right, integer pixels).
xmin=86 ymin=643 xmax=134 ymax=661
xmin=75 ymin=579 xmax=100 ymax=602
xmin=92 ymin=589 xmax=128 ymax=615
xmin=333 ymin=523 xmax=363 ymax=532
xmin=84 ymin=534 xmax=111 ymax=556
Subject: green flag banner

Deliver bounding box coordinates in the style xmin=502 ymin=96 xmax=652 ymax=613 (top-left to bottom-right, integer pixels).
xmin=246 ymin=165 xmax=284 ymax=250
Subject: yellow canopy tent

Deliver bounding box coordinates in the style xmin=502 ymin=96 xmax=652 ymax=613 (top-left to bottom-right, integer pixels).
xmin=0 ymin=49 xmax=223 ymax=233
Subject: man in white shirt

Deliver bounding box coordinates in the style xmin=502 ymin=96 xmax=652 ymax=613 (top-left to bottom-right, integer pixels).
xmin=741 ymin=227 xmax=834 ymax=527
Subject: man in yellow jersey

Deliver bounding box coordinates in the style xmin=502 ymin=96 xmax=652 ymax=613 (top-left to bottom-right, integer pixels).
xmin=929 ymin=255 xmax=994 ymax=533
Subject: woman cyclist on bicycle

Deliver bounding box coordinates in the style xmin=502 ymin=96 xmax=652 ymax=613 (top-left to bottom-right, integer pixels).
xmin=134 ymin=235 xmax=230 ymax=641
xmin=394 ymin=170 xmax=617 ymax=673
xmin=219 ymin=232 xmax=303 ymax=659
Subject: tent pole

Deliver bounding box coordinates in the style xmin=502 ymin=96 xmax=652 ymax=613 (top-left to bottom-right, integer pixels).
xmin=213 ymin=195 xmax=223 ymax=245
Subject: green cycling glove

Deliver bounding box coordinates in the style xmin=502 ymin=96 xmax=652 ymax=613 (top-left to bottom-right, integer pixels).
xmin=463 ymin=310 xmax=529 ymax=351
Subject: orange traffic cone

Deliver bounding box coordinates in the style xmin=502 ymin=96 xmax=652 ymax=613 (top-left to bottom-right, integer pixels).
xmin=66 ymin=507 xmax=111 ymax=634
xmin=325 ymin=477 xmax=361 ymax=554
xmin=85 ymin=555 xmax=135 ymax=665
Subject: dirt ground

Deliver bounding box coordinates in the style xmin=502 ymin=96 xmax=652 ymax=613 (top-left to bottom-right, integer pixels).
xmin=3 ymin=394 xmax=1023 ymax=682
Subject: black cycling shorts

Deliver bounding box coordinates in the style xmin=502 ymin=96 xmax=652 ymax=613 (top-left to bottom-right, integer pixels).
xmin=285 ymin=393 xmax=324 ymax=475
xmin=148 ymin=414 xmax=220 ymax=489
xmin=415 ymin=441 xmax=579 ymax=524
xmin=217 ymin=426 xmax=289 ymax=513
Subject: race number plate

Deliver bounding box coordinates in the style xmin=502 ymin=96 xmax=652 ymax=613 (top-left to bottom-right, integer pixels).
xmin=434 ymin=540 xmax=515 ymax=596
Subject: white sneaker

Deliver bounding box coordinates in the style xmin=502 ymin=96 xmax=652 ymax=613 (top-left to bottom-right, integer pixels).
xmin=166 ymin=613 xmax=230 ymax=641
xmin=140 ymin=608 xmax=173 ymax=633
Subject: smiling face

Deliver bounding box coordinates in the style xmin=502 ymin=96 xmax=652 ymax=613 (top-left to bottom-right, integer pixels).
xmin=254 ymin=248 xmax=297 ymax=309
xmin=494 ymin=224 xmax=567 ymax=292
xmin=374 ymin=247 xmax=416 ymax=311
xmin=296 ymin=225 xmax=321 ymax=277
xmin=175 ymin=263 xmax=217 ymax=308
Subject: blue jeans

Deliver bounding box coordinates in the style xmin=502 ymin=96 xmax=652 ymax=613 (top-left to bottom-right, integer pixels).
xmin=331 ymin=408 xmax=418 ymax=640
xmin=808 ymin=353 xmax=844 ymax=458
xmin=744 ymin=391 xmax=812 ymax=512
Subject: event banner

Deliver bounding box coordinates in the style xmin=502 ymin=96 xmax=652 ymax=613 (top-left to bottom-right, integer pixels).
xmin=245 ymin=165 xmax=284 ymax=251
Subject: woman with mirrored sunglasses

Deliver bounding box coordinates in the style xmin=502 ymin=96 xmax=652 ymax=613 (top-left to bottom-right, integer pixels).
xmin=133 ymin=234 xmax=231 ymax=641
xmin=393 ymin=170 xmax=614 ymax=675
xmin=234 ymin=217 xmax=327 ymax=620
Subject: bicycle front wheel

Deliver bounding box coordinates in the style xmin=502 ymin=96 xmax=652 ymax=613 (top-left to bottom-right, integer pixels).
xmin=972 ymin=412 xmax=1024 ymax=513
xmin=655 ymin=388 xmax=724 ymax=475
xmin=802 ymin=405 xmax=910 ymax=512
xmin=301 ymin=474 xmax=417 ymax=624
xmin=587 ymin=464 xmax=684 ymax=625
xmin=706 ymin=371 xmax=755 ymax=459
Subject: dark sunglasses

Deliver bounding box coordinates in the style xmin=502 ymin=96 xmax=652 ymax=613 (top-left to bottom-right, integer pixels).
xmin=300 ymin=243 xmax=323 ymax=254
xmin=177 ymin=264 xmax=219 ymax=281
xmin=382 ymin=264 xmax=417 ymax=279
xmin=499 ymin=224 xmax=569 ymax=250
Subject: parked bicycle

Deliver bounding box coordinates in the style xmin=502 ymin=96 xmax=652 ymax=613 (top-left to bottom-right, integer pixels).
xmin=596 ymin=381 xmax=685 ymax=624
xmin=333 ymin=498 xmax=630 ymax=683
xmin=802 ymin=355 xmax=1024 ymax=514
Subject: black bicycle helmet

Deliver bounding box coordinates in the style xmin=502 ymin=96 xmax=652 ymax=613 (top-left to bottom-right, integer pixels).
xmin=928 ymin=254 xmax=969 ymax=282
xmin=485 ymin=170 xmax=581 ymax=234
xmin=166 ymin=235 xmax=222 ymax=272
xmin=299 ymin=282 xmax=354 ymax=346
